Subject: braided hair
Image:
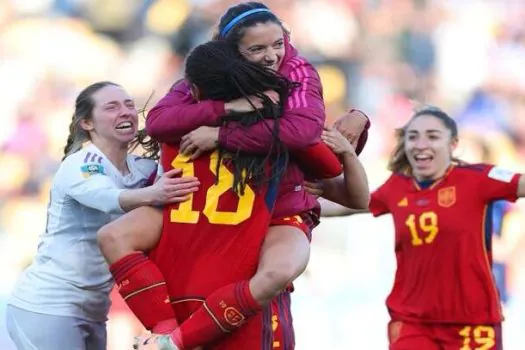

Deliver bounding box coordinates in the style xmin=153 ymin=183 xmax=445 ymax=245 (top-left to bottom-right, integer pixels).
xmin=185 ymin=40 xmax=298 ymax=194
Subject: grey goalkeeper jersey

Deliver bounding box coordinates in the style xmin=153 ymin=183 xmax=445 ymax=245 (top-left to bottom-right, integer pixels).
xmin=9 ymin=144 xmax=157 ymax=322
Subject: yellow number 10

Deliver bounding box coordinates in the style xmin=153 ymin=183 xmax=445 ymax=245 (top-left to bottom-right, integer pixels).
xmin=405 ymin=211 xmax=439 ymax=246
xmin=169 ymin=151 xmax=255 ymax=225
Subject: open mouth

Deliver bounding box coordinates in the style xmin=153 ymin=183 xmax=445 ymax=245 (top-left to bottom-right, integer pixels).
xmin=263 ymin=62 xmax=279 ymax=71
xmin=414 ymin=154 xmax=433 ymax=167
xmin=115 ymin=121 xmax=134 ymax=131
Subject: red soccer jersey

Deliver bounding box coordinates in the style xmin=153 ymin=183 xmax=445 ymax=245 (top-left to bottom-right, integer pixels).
xmin=148 ymin=144 xmax=279 ymax=322
xmin=369 ymin=164 xmax=520 ymax=324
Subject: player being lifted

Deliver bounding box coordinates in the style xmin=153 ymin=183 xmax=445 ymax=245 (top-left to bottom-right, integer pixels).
xmin=99 ymin=2 xmax=370 ymax=349
xmin=315 ymin=106 xmax=525 ymax=350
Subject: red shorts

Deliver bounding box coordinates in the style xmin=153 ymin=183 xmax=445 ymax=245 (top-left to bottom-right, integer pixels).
xmin=270 ymin=210 xmax=319 ymax=242
xmin=388 ymin=320 xmax=502 ymax=350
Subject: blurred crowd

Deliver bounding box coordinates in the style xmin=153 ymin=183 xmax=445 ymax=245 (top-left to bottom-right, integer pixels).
xmin=1 ymin=0 xmax=525 ymax=348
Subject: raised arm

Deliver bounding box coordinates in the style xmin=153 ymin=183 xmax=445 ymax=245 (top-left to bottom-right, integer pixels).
xmin=145 ymin=80 xmax=225 ymax=143
xmin=318 ymin=127 xmax=370 ymax=209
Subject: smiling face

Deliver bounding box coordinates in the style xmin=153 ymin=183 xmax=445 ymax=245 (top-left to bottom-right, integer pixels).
xmin=80 ymin=85 xmax=138 ymax=147
xmin=404 ymin=114 xmax=458 ymax=181
xmin=237 ymin=21 xmax=285 ymax=71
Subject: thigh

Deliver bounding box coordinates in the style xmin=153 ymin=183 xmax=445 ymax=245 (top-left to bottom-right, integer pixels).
xmin=258 ymin=224 xmax=311 ymax=275
xmin=207 ymin=292 xmax=295 ymax=350
xmin=388 ymin=320 xmax=439 ymax=350
xmin=6 ymin=305 xmax=86 ymax=350
xmin=439 ymin=324 xmax=502 ymax=350
xmin=107 ymin=206 xmax=163 ymax=252
xmin=85 ymin=320 xmax=107 ymax=350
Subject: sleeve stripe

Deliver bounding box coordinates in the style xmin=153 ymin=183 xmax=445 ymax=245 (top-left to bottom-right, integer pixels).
xmin=287 ymin=59 xmax=310 ymax=109
xmin=84 ymin=152 xmax=91 ymax=163
xmin=299 ymin=65 xmax=308 ymax=107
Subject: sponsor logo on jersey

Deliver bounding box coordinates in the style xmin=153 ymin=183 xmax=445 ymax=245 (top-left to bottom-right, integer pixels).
xmin=438 ymin=186 xmax=456 ymax=207
xmin=80 ymin=163 xmax=105 ymax=177
xmin=397 ymin=197 xmax=408 ymax=207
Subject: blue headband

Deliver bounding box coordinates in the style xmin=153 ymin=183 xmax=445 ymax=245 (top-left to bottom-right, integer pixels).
xmin=220 ymin=8 xmax=272 ymax=38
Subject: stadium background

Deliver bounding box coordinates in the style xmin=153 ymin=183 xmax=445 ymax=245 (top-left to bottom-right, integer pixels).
xmin=1 ymin=0 xmax=525 ymax=348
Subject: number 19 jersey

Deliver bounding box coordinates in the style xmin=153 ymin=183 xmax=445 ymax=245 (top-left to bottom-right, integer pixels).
xmin=370 ymin=164 xmax=520 ymax=324
xmin=148 ymin=144 xmax=279 ymax=322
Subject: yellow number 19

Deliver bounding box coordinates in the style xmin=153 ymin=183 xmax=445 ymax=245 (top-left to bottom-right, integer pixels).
xmin=459 ymin=325 xmax=496 ymax=350
xmin=405 ymin=211 xmax=439 ymax=246
xmin=169 ymin=151 xmax=255 ymax=225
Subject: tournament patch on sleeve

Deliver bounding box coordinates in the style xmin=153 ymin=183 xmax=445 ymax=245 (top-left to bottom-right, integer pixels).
xmin=80 ymin=163 xmax=106 ymax=178
xmin=487 ymin=167 xmax=515 ymax=183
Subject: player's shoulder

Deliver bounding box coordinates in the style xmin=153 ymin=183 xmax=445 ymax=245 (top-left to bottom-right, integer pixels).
xmin=451 ymin=162 xmax=518 ymax=184
xmin=386 ymin=171 xmax=413 ymax=186
xmin=127 ymin=154 xmax=157 ymax=179
xmin=454 ymin=162 xmax=490 ymax=173
xmin=280 ymin=43 xmax=318 ymax=78
xmin=59 ymin=144 xmax=107 ymax=177
xmin=372 ymin=172 xmax=411 ymax=198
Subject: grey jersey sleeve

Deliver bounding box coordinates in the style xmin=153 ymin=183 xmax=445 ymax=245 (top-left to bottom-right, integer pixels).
xmin=57 ymin=156 xmax=125 ymax=215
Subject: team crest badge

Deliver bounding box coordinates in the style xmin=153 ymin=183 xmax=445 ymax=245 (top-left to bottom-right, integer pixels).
xmin=224 ymin=306 xmax=245 ymax=327
xmin=437 ymin=186 xmax=456 ymax=208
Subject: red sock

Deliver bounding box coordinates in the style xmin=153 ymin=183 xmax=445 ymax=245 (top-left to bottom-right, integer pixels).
xmin=110 ymin=252 xmax=178 ymax=332
xmin=170 ymin=281 xmax=261 ymax=349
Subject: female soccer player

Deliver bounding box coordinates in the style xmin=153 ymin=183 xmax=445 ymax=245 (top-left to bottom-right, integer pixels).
xmin=148 ymin=0 xmax=368 ymax=320
xmin=103 ymin=1 xmax=368 ymax=347
xmin=100 ymin=38 xmax=368 ymax=350
xmin=131 ymin=40 xmax=368 ymax=349
xmin=5 ymin=82 xmax=199 ymax=350
xmin=317 ymin=106 xmax=525 ymax=349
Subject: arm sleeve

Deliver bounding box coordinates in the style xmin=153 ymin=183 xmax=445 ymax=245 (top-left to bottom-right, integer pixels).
xmin=294 ymin=142 xmax=342 ymax=179
xmin=145 ymin=80 xmax=226 ymax=143
xmin=369 ymin=181 xmax=391 ymax=217
xmin=477 ymin=165 xmax=520 ymax=203
xmin=59 ymin=159 xmax=125 ymax=215
xmin=218 ymin=60 xmax=325 ymax=153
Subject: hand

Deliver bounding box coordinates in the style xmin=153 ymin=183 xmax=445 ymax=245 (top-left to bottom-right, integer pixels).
xmin=333 ymin=109 xmax=369 ymax=149
xmin=180 ymin=126 xmax=220 ymax=160
xmin=224 ymin=90 xmax=279 ymax=114
xmin=321 ymin=126 xmax=356 ymax=157
xmin=304 ymin=180 xmax=324 ymax=197
xmin=149 ymin=168 xmax=200 ymax=205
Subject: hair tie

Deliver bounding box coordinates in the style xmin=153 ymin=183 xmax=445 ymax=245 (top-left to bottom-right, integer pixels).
xmin=220 ymin=8 xmax=272 ymax=38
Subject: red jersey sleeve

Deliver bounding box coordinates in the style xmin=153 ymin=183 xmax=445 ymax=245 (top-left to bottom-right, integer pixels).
xmin=217 ymin=58 xmax=325 ymax=153
xmin=293 ymin=142 xmax=342 ymax=179
xmin=369 ymin=177 xmax=393 ymax=217
xmin=476 ymin=164 xmax=520 ymax=203
xmin=145 ymin=80 xmax=225 ymax=143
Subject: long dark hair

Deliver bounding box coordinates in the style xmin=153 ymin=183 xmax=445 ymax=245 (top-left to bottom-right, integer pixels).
xmin=185 ymin=40 xmax=297 ymax=194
